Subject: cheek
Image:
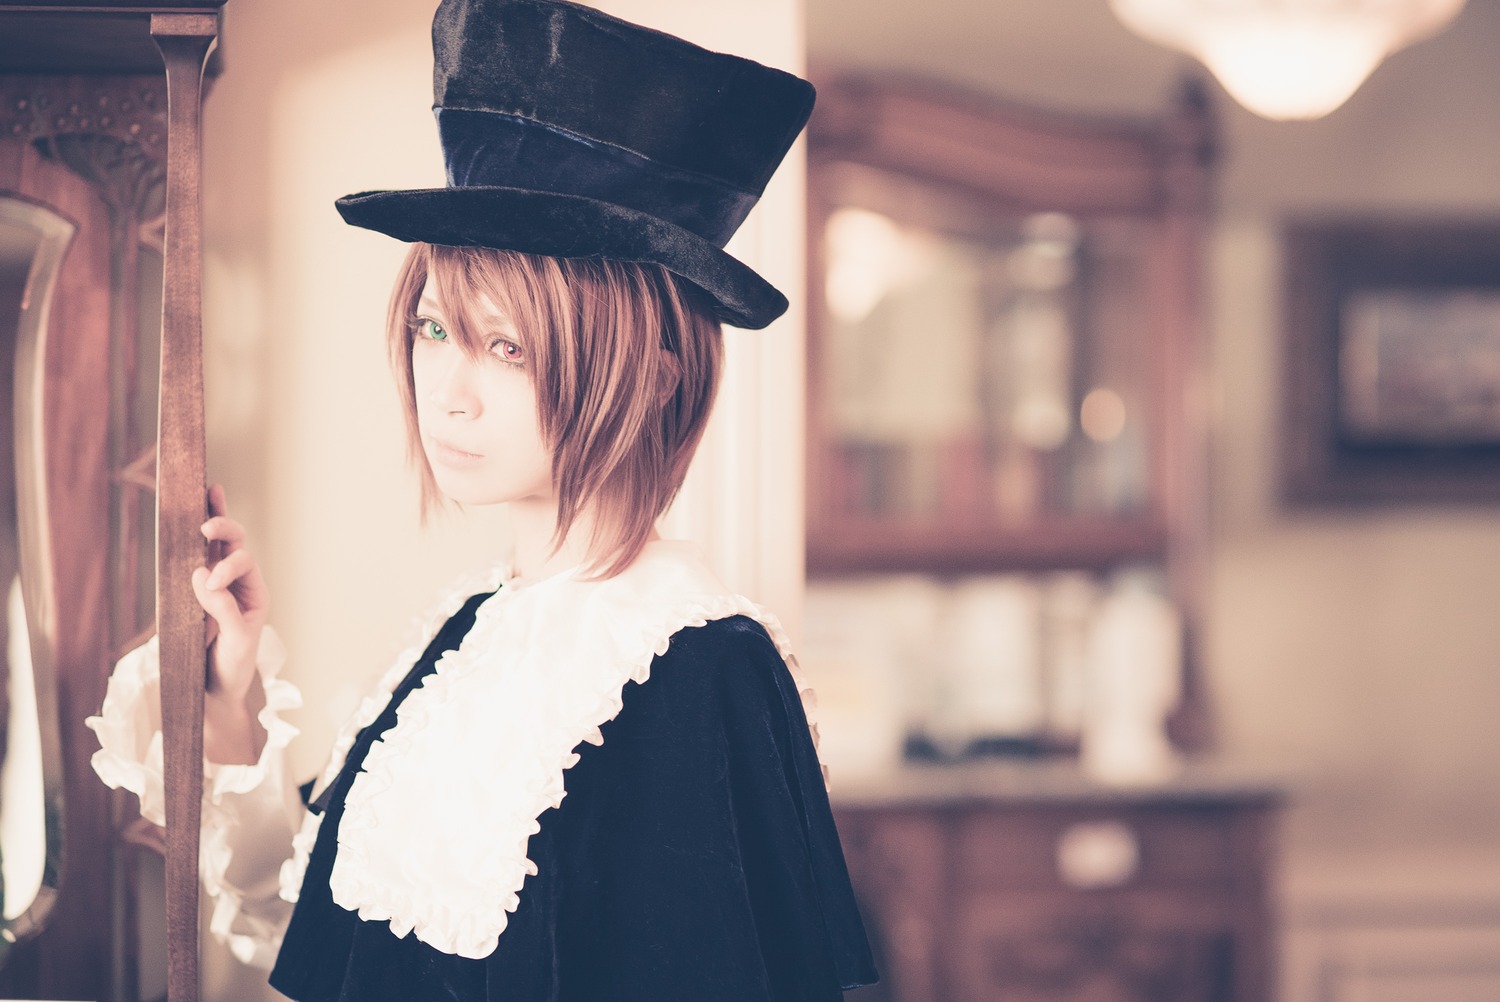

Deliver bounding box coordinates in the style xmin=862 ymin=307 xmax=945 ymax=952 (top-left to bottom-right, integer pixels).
xmin=476 ymin=369 xmax=552 ymax=475
xmin=482 ymin=370 xmax=544 ymax=436
xmin=488 ymin=371 xmax=537 ymax=420
xmin=409 ymin=343 xmax=444 ymax=421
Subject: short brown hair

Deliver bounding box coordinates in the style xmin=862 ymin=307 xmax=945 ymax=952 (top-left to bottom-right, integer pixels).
xmin=387 ymin=243 xmax=724 ymax=578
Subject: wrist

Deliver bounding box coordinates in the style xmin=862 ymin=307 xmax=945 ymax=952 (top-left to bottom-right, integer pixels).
xmin=208 ymin=633 xmax=260 ymax=703
xmin=204 ymin=667 xmax=268 ymax=766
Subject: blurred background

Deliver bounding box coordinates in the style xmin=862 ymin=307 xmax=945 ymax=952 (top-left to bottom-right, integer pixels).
xmin=1 ymin=0 xmax=1498 ymax=1000
xmin=797 ymin=3 xmax=1500 ymax=1001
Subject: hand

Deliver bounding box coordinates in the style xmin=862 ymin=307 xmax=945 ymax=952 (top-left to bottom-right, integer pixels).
xmin=192 ymin=484 xmax=271 ymax=704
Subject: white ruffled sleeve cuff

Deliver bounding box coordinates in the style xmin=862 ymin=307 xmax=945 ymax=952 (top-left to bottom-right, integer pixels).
xmin=86 ymin=627 xmax=301 ymax=821
xmin=85 ymin=627 xmax=304 ymax=969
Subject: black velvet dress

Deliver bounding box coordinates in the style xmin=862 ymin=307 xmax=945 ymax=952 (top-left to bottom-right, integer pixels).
xmin=268 ymin=589 xmax=878 ymax=1001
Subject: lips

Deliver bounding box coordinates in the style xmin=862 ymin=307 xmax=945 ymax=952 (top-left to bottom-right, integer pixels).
xmin=427 ymin=437 xmax=485 ymax=465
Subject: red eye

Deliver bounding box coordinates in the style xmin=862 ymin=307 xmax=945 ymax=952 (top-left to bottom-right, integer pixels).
xmin=491 ymin=338 xmax=525 ymax=364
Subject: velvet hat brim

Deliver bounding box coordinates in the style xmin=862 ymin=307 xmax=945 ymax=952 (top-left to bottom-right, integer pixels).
xmin=336 ymin=185 xmax=788 ymax=330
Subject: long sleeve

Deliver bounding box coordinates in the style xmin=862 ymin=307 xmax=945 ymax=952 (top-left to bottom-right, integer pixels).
xmin=85 ymin=628 xmax=304 ymax=968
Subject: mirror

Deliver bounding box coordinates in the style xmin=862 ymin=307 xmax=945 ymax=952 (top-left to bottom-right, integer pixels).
xmin=0 ymin=194 xmax=73 ymax=955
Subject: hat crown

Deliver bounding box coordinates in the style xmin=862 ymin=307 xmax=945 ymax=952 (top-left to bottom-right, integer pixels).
xmin=432 ymin=0 xmax=815 ymax=196
xmin=336 ymin=0 xmax=815 ymax=329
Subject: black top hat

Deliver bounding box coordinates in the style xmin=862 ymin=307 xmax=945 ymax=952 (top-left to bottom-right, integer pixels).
xmin=335 ymin=0 xmax=815 ymax=330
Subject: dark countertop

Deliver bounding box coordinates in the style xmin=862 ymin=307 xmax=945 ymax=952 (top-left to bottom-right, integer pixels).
xmin=828 ymin=756 xmax=1286 ymax=810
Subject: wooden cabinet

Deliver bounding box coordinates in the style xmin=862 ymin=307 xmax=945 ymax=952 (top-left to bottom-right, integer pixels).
xmin=834 ymin=763 xmax=1279 ymax=1002
xmin=807 ymin=75 xmax=1253 ymax=1002
xmin=805 ymin=77 xmax=1215 ymax=582
xmin=0 ymin=5 xmax=222 ymax=1000
xmin=803 ymin=76 xmax=1222 ymax=756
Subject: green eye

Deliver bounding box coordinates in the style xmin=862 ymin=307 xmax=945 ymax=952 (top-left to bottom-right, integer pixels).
xmin=416 ymin=318 xmax=448 ymax=342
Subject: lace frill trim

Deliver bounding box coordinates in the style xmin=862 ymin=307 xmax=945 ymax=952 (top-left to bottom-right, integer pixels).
xmin=277 ymin=562 xmax=509 ymax=906
xmin=86 ymin=627 xmax=302 ymax=966
xmin=313 ymin=546 xmax=824 ymax=961
xmin=85 ymin=629 xmax=301 ymax=825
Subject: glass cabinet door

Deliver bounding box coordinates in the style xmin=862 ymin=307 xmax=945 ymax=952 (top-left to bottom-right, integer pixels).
xmin=806 ymin=79 xmax=1212 ymax=578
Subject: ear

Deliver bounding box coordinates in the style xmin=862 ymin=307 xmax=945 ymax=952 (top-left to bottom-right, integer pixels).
xmin=656 ymin=349 xmax=681 ymax=407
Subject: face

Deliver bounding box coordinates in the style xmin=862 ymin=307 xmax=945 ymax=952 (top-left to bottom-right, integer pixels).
xmin=410 ymin=274 xmax=553 ymax=507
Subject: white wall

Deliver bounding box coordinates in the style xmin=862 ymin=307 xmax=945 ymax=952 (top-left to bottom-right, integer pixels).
xmin=199 ymin=1 xmax=805 ymax=997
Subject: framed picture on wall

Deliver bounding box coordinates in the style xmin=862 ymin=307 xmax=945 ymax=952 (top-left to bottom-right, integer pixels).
xmin=1282 ymin=220 xmax=1500 ymax=504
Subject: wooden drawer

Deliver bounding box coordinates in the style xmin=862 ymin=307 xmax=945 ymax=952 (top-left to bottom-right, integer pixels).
xmin=832 ymin=770 xmax=1279 ymax=1002
xmin=950 ymin=894 xmax=1237 ymax=1002
xmin=953 ymin=804 xmax=1245 ymax=895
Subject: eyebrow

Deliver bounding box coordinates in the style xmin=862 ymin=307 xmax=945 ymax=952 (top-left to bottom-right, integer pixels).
xmin=416 ymin=297 xmax=515 ymax=329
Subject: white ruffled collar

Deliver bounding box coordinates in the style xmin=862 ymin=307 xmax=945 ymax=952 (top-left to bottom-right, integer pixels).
xmin=278 ymin=540 xmax=818 ymax=960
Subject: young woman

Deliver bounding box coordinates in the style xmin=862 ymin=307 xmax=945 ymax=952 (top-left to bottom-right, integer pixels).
xmin=88 ymin=0 xmax=876 ymax=999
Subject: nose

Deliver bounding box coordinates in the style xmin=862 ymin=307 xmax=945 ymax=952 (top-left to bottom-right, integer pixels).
xmin=419 ymin=348 xmax=483 ymax=419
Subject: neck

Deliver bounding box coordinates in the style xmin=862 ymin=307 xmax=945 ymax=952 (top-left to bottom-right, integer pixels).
xmin=505 ymin=497 xmax=662 ymax=584
xmin=506 ymin=496 xmax=588 ymax=584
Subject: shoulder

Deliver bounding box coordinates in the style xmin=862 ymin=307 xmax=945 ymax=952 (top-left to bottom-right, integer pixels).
xmin=613 ymin=615 xmax=793 ymax=728
xmin=662 ymin=613 xmax=780 ymax=660
xmin=654 ymin=614 xmax=787 ymax=693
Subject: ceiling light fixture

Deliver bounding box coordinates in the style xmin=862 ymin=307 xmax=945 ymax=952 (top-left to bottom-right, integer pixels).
xmin=1108 ymin=0 xmax=1468 ymax=120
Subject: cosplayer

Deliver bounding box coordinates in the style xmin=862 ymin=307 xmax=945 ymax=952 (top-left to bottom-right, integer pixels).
xmin=85 ymin=0 xmax=878 ymax=999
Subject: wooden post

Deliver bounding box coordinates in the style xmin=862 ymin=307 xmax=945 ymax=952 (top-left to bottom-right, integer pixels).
xmin=151 ymin=12 xmax=219 ymax=1002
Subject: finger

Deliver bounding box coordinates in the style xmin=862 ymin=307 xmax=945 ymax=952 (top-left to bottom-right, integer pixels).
xmin=192 ymin=566 xmax=244 ymax=633
xmin=205 ymin=548 xmax=270 ymax=622
xmin=206 ymin=485 xmax=230 ymax=565
xmin=201 ymin=515 xmax=247 ymax=548
xmin=205 ymin=547 xmax=257 ymax=592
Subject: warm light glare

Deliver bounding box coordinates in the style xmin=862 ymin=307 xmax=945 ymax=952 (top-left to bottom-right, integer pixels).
xmin=1109 ymin=0 xmax=1468 ymax=120
xmin=1081 ymin=388 xmax=1128 ymax=443
xmin=1014 ymin=395 xmax=1072 ymax=451
xmin=824 ymin=207 xmax=907 ymax=324
xmin=1197 ymin=22 xmax=1387 ymax=118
